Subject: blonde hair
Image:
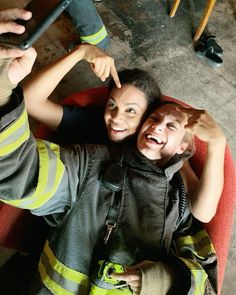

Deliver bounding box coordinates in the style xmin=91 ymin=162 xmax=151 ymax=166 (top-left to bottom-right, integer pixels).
xmin=156 ymin=100 xmax=196 ymax=160
xmin=182 ymin=131 xmax=195 ymax=160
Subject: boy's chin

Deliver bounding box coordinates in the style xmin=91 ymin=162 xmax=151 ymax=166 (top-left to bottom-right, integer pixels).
xmin=139 ymin=149 xmax=161 ymax=160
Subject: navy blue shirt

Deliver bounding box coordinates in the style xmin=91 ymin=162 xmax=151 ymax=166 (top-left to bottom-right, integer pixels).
xmin=55 ymin=105 xmax=137 ymax=147
xmin=55 ymin=105 xmax=109 ymax=145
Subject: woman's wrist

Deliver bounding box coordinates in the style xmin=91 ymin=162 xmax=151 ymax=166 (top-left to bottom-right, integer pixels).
xmin=0 ymin=58 xmax=16 ymax=106
xmin=73 ymin=43 xmax=88 ymax=61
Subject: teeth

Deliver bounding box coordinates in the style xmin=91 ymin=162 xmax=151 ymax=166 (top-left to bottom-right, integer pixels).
xmin=111 ymin=126 xmax=126 ymax=131
xmin=146 ymin=134 xmax=163 ymax=144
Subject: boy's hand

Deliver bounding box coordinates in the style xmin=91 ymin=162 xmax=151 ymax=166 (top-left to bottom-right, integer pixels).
xmin=0 ymin=8 xmax=32 ymax=58
xmin=178 ymin=106 xmax=226 ymax=144
xmin=110 ymin=260 xmax=154 ymax=295
xmin=75 ymin=43 xmax=121 ymax=88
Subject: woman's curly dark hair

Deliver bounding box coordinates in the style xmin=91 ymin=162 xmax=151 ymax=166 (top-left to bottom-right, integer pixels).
xmin=108 ymin=68 xmax=162 ymax=118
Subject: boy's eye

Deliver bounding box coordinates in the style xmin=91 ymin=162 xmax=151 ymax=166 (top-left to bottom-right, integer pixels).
xmin=149 ymin=115 xmax=159 ymax=122
xmin=168 ymin=123 xmax=178 ymax=130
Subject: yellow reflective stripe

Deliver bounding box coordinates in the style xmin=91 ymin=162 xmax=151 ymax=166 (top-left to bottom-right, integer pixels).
xmin=90 ymin=284 xmax=132 ymax=295
xmin=39 ymin=260 xmax=74 ymax=295
xmin=0 ymin=109 xmax=30 ymax=156
xmin=179 ymin=258 xmax=207 ymax=295
xmin=35 ymin=140 xmax=49 ymax=195
xmin=80 ymin=25 xmax=107 ymax=45
xmin=28 ymin=141 xmax=65 ymax=209
xmin=49 ymin=141 xmax=60 ymax=157
xmin=0 ymin=130 xmax=30 ymax=156
xmin=175 ymin=229 xmax=216 ymax=258
xmin=0 ymin=108 xmax=27 ymax=141
xmin=44 ymin=241 xmax=89 ymax=286
xmin=3 ymin=140 xmax=65 ymax=209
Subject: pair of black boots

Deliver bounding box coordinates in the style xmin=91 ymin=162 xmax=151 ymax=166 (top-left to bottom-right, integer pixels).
xmin=195 ymin=34 xmax=223 ymax=67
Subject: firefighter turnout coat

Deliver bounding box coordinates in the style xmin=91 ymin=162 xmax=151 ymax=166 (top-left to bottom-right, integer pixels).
xmin=0 ymin=88 xmax=217 ymax=295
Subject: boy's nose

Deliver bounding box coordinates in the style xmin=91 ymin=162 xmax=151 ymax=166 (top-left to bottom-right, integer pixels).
xmin=152 ymin=123 xmax=164 ymax=132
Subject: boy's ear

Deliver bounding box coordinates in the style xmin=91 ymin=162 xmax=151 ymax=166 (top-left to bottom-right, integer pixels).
xmin=176 ymin=142 xmax=189 ymax=155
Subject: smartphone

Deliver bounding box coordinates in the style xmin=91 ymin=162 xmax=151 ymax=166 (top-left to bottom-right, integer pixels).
xmin=0 ymin=0 xmax=72 ymax=50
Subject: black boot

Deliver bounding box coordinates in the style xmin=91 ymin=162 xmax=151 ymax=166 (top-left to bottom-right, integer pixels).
xmin=195 ymin=34 xmax=223 ymax=67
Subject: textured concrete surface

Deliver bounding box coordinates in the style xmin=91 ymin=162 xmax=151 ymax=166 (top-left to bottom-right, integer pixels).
xmin=0 ymin=0 xmax=236 ymax=294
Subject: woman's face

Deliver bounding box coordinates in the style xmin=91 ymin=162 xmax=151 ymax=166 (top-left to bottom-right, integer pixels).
xmin=104 ymin=84 xmax=148 ymax=142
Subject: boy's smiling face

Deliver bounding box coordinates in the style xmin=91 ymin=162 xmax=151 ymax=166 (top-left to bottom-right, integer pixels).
xmin=137 ymin=103 xmax=189 ymax=163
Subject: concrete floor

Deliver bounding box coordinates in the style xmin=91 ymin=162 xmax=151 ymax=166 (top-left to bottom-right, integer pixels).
xmin=0 ymin=0 xmax=236 ymax=294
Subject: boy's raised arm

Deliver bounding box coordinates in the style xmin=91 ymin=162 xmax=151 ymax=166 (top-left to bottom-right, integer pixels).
xmin=180 ymin=107 xmax=226 ymax=223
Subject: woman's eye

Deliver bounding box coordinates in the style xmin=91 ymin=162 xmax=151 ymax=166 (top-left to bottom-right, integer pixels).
xmin=127 ymin=108 xmax=136 ymax=114
xmin=108 ymin=101 xmax=116 ymax=109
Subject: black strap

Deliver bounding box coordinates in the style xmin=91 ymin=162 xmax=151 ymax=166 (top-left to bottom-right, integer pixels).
xmin=103 ymin=190 xmax=122 ymax=244
xmin=175 ymin=171 xmax=188 ymax=226
xmin=163 ymin=171 xmax=188 ymax=252
xmin=100 ymin=158 xmax=126 ymax=244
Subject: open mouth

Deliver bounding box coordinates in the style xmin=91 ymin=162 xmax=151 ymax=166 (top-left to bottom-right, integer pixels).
xmin=145 ymin=134 xmax=164 ymax=144
xmin=110 ymin=125 xmax=128 ymax=133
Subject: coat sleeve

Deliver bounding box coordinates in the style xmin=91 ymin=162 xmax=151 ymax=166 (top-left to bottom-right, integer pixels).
xmin=170 ymin=217 xmax=218 ymax=295
xmin=0 ymin=88 xmax=87 ymax=218
xmin=140 ymin=217 xmax=217 ymax=295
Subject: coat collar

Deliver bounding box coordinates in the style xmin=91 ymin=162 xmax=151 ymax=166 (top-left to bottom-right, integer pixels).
xmin=124 ymin=147 xmax=184 ymax=181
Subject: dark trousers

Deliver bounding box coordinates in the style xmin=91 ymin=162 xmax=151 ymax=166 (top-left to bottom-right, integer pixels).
xmin=66 ymin=0 xmax=109 ymax=49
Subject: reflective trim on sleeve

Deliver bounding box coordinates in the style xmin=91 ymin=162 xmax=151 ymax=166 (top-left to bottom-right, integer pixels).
xmin=39 ymin=261 xmax=74 ymax=295
xmin=179 ymin=258 xmax=208 ymax=295
xmin=90 ymin=284 xmax=132 ymax=295
xmin=2 ymin=140 xmax=65 ymax=209
xmin=39 ymin=241 xmax=89 ymax=294
xmin=80 ymin=25 xmax=108 ymax=45
xmin=175 ymin=229 xmax=216 ymax=259
xmin=0 ymin=109 xmax=30 ymax=156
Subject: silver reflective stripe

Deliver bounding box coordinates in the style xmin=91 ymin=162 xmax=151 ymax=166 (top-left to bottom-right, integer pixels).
xmin=179 ymin=258 xmax=207 ymax=295
xmin=0 ymin=109 xmax=30 ymax=156
xmin=2 ymin=140 xmax=65 ymax=209
xmin=0 ymin=121 xmax=28 ymax=146
xmin=39 ymin=241 xmax=89 ymax=294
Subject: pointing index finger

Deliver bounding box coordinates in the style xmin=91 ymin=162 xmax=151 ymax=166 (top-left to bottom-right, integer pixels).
xmin=111 ymin=64 xmax=121 ymax=88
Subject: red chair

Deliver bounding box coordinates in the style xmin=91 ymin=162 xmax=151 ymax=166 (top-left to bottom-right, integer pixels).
xmin=164 ymin=95 xmax=236 ymax=293
xmin=0 ymin=87 xmax=235 ymax=294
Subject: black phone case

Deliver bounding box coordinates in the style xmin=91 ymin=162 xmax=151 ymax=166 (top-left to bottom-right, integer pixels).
xmin=0 ymin=0 xmax=72 ymax=50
